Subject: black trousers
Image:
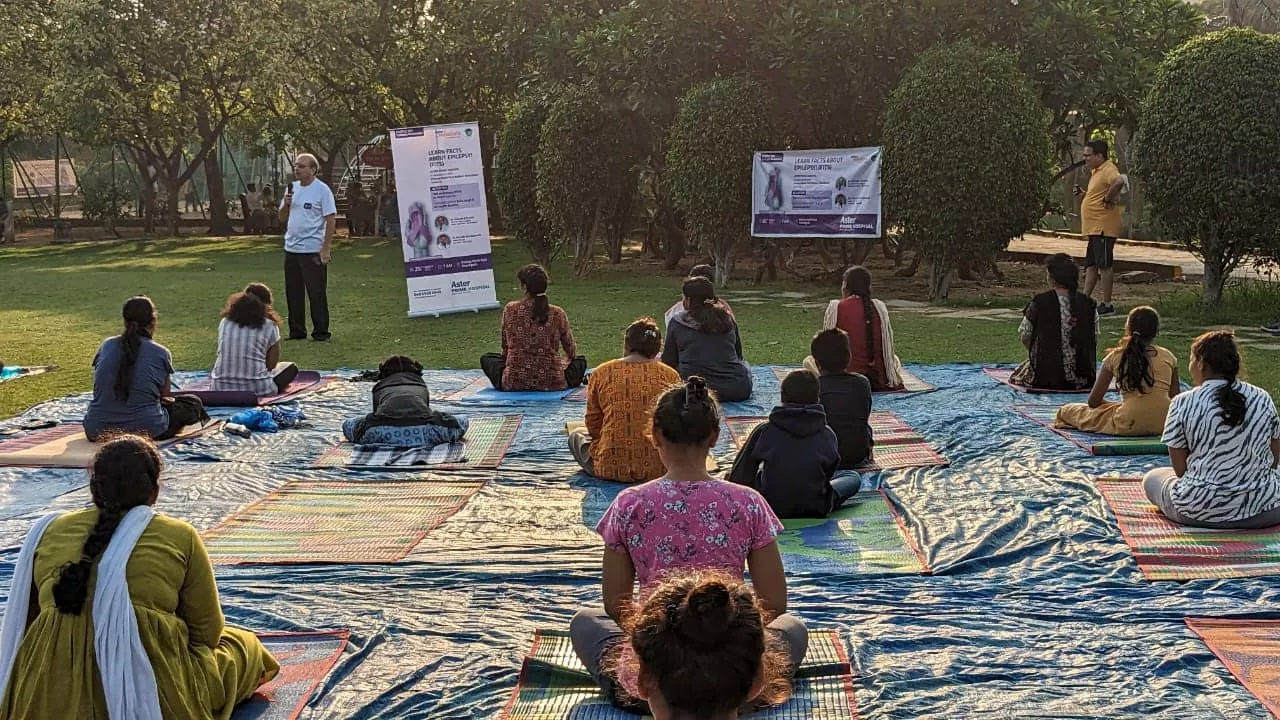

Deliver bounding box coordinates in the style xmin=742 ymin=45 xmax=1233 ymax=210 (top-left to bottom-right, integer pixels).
xmin=284 ymin=251 xmax=330 ymax=339
xmin=480 ymin=353 xmax=587 ymax=391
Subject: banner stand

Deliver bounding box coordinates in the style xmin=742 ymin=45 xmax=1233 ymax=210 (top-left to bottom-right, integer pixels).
xmin=389 ymin=122 xmax=501 ymax=317
xmin=408 ymin=302 xmax=501 ymax=319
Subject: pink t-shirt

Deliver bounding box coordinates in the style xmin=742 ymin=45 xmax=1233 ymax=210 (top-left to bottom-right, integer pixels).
xmin=597 ymin=478 xmax=783 ymax=593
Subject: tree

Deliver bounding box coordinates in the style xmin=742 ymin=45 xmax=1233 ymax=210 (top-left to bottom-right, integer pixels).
xmin=665 ymin=78 xmax=776 ymax=286
xmin=1133 ymin=28 xmax=1280 ymax=305
xmin=882 ymin=42 xmax=1050 ymax=300
xmin=495 ymin=94 xmax=557 ymax=265
xmin=0 ymin=0 xmax=55 ymax=150
xmin=52 ymin=0 xmax=275 ymax=235
xmin=535 ymin=85 xmax=630 ymax=277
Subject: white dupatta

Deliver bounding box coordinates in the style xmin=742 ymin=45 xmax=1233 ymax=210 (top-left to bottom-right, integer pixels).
xmin=0 ymin=507 xmax=162 ymax=720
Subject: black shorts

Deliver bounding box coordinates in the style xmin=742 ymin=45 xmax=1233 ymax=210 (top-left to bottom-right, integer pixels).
xmin=1084 ymin=235 xmax=1116 ymax=269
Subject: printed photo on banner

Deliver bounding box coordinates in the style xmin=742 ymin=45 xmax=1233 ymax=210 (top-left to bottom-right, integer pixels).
xmin=389 ymin=122 xmax=500 ymax=317
xmin=751 ymin=147 xmax=883 ymax=239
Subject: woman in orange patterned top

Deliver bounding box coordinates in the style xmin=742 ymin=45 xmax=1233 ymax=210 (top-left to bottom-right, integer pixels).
xmin=569 ymin=318 xmax=681 ymax=482
xmin=480 ymin=264 xmax=587 ymax=391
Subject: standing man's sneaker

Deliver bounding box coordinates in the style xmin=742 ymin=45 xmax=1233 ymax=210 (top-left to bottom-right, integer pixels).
xmin=1097 ymin=302 xmax=1116 ymax=316
xmin=286 ymin=334 xmax=307 ymax=341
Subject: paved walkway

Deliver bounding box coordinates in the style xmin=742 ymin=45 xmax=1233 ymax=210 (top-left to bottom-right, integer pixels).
xmin=1012 ymin=233 xmax=1276 ymax=281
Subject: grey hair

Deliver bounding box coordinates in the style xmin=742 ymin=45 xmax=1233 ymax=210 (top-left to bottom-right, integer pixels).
xmin=295 ymin=153 xmax=320 ymax=170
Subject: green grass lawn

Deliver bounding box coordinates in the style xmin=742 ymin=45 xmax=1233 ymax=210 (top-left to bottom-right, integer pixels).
xmin=1 ymin=235 xmax=1277 ymax=419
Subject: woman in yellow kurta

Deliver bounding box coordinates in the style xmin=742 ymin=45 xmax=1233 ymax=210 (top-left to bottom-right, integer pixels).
xmin=0 ymin=435 xmax=278 ymax=720
xmin=1055 ymin=306 xmax=1179 ymax=436
xmin=568 ymin=317 xmax=681 ymax=482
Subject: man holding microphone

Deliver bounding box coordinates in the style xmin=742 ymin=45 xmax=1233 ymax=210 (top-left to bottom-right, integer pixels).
xmin=279 ymin=153 xmax=337 ymax=341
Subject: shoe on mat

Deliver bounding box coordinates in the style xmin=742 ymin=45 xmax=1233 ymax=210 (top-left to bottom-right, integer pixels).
xmin=1097 ymin=303 xmax=1116 ymax=316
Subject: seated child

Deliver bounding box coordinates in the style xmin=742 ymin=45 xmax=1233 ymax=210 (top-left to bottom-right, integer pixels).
xmin=570 ymin=377 xmax=806 ymax=712
xmin=728 ymin=370 xmax=858 ymax=518
xmin=1143 ymin=331 xmax=1280 ymax=529
xmin=1055 ymin=306 xmax=1178 ymax=436
xmin=569 ymin=318 xmax=681 ymax=482
xmin=573 ymin=572 xmax=798 ymax=720
xmin=342 ymin=356 xmax=468 ymax=446
xmin=809 ymin=329 xmax=874 ymax=469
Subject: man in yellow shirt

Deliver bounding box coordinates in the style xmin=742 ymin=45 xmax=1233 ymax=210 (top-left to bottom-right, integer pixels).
xmin=1075 ymin=139 xmax=1125 ymax=315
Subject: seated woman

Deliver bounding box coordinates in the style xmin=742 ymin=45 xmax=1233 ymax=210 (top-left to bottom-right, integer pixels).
xmin=803 ymin=266 xmax=905 ymax=390
xmin=574 ymin=572 xmax=795 ymax=720
xmin=568 ymin=318 xmax=681 ymax=483
xmin=480 ymin=264 xmax=587 ymax=391
xmin=342 ymin=356 xmax=467 ymax=446
xmin=663 ymin=264 xmax=734 ymax=329
xmin=1055 ymin=306 xmax=1178 ymax=435
xmin=0 ymin=435 xmax=278 ymax=718
xmin=662 ymin=278 xmax=752 ymax=402
xmin=84 ymin=296 xmax=207 ymax=442
xmin=1009 ymin=253 xmax=1098 ymax=390
xmin=211 ymin=283 xmax=298 ymax=395
xmin=1143 ymin=331 xmax=1280 ymax=529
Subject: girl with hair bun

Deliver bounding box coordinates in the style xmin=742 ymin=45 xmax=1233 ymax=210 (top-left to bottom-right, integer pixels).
xmin=571 ymin=378 xmax=806 ymax=712
xmin=1010 ymin=253 xmax=1099 ymax=390
xmin=480 ymin=264 xmax=588 ymax=391
xmin=621 ymin=572 xmax=797 ymax=719
xmin=569 ymin=317 xmax=681 ymax=482
xmin=1144 ymin=331 xmax=1280 ymax=529
xmin=0 ymin=435 xmax=278 ymax=717
xmin=84 ymin=296 xmax=207 ymax=442
xmin=1055 ymin=306 xmax=1179 ymax=435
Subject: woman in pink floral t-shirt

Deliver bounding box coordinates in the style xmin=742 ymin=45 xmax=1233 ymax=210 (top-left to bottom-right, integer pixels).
xmin=570 ymin=377 xmax=808 ymax=713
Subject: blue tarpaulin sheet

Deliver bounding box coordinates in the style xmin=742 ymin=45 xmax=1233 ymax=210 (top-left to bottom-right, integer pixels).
xmin=0 ymin=363 xmax=1276 ymax=718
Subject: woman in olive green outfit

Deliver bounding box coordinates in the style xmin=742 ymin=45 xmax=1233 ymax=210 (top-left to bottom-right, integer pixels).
xmin=0 ymin=436 xmax=278 ymax=719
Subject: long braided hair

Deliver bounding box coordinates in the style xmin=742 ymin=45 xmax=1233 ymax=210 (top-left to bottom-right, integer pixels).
xmin=842 ymin=266 xmax=877 ymax=369
xmin=52 ymin=435 xmax=161 ymax=615
xmin=114 ymin=296 xmax=157 ymax=402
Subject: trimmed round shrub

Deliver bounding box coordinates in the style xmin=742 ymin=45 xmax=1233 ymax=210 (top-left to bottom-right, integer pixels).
xmin=882 ymin=41 xmax=1050 ymax=299
xmin=496 ymin=93 xmax=556 ymax=265
xmin=665 ymin=77 xmax=776 ymax=285
xmin=1133 ymin=28 xmax=1280 ymax=305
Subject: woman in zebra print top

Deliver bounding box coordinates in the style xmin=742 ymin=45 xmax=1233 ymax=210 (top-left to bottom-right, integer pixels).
xmin=1143 ymin=331 xmax=1280 ymax=529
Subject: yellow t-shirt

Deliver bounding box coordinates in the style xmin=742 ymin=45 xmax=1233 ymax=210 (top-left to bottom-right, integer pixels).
xmin=585 ymin=358 xmax=682 ymax=482
xmin=1081 ymin=160 xmax=1123 ymax=238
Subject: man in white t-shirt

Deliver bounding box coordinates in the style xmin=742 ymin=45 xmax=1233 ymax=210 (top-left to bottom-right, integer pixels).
xmin=278 ymin=153 xmax=337 ymax=341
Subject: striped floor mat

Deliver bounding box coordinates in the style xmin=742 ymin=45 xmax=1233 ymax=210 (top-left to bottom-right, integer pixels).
xmin=1096 ymin=478 xmax=1280 ymax=581
xmin=1012 ymin=403 xmax=1166 ymax=456
xmin=311 ymin=415 xmax=521 ymax=470
xmin=204 ymin=479 xmax=483 ymax=564
xmin=770 ymin=366 xmax=935 ymax=393
xmin=502 ymin=628 xmax=859 ymax=719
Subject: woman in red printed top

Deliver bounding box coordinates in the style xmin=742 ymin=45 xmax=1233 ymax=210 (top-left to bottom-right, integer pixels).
xmin=480 ymin=264 xmax=587 ymax=391
xmin=803 ymin=266 xmax=905 ymax=390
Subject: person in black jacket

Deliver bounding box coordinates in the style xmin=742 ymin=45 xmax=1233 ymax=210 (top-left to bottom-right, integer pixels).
xmin=728 ymin=370 xmax=860 ymax=518
xmin=341 ymin=356 xmax=467 ymax=446
xmin=810 ymin=329 xmax=874 ymax=468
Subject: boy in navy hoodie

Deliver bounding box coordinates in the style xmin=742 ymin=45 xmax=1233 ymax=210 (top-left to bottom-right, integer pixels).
xmin=810 ymin=329 xmax=874 ymax=468
xmin=728 ymin=369 xmax=860 ymax=518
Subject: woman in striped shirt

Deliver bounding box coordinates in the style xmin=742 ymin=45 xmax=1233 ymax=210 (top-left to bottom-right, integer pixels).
xmin=1143 ymin=331 xmax=1280 ymax=529
xmin=211 ymin=283 xmax=298 ymax=395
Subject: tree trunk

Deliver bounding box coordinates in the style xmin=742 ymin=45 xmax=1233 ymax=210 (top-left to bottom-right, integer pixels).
xmin=660 ymin=201 xmax=685 ymax=270
xmin=850 ymin=239 xmax=874 ymax=265
xmin=164 ymin=177 xmax=182 ymax=236
xmin=135 ymin=158 xmax=157 ymax=235
xmin=712 ymin=241 xmax=735 ymax=287
xmin=574 ymin=205 xmax=601 ymax=278
xmin=754 ymin=240 xmax=779 ymax=284
xmin=1202 ymin=255 xmax=1227 ymax=306
xmin=203 ymin=149 xmax=233 ymax=236
xmin=318 ymin=153 xmax=338 ymax=186
xmin=928 ymin=262 xmax=953 ymax=301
